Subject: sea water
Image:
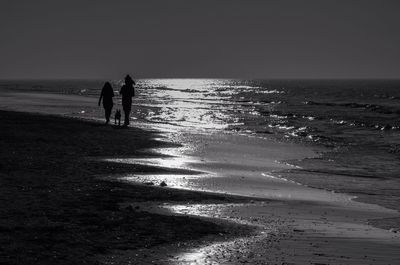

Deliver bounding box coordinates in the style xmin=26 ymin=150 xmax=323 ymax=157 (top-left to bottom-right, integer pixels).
xmin=1 ymin=78 xmax=400 ymax=220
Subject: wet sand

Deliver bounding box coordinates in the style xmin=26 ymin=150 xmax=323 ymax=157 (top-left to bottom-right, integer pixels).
xmin=111 ymin=130 xmax=400 ymax=265
xmin=1 ymin=90 xmax=400 ymax=264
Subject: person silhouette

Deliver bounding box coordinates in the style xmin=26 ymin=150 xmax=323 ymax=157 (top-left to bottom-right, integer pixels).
xmin=119 ymin=75 xmax=136 ymax=126
xmin=98 ymin=81 xmax=114 ymax=124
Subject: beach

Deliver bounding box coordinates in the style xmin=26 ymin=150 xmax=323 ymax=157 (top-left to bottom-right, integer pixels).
xmin=0 ymin=110 xmax=257 ymax=264
xmin=1 ymin=82 xmax=400 ymax=264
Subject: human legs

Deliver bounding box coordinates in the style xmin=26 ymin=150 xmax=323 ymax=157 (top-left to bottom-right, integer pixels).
xmin=105 ymin=107 xmax=112 ymax=124
xmin=123 ymin=105 xmax=131 ymax=126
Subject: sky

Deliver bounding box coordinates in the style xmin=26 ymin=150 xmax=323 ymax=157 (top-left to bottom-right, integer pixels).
xmin=1 ymin=0 xmax=400 ymax=79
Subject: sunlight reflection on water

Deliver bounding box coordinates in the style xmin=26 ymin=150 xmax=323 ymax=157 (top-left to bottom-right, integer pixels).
xmin=135 ymin=79 xmax=258 ymax=132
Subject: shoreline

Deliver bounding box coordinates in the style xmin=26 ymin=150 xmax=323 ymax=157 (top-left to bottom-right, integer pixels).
xmin=1 ymin=91 xmax=400 ymax=264
xmin=0 ymin=110 xmax=259 ymax=264
xmin=1 ymin=89 xmax=398 ymax=215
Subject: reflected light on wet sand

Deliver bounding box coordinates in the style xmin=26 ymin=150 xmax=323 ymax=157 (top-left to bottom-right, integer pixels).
xmin=101 ymin=147 xmax=215 ymax=190
xmin=159 ymin=203 xmax=273 ymax=265
xmin=172 ymin=238 xmax=255 ymax=265
xmin=104 ymin=147 xmax=196 ymax=170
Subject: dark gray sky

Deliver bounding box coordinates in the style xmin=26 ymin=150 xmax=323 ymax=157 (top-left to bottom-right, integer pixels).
xmin=1 ymin=0 xmax=400 ymax=79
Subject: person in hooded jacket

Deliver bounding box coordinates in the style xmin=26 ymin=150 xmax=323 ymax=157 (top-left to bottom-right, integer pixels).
xmin=119 ymin=75 xmax=136 ymax=126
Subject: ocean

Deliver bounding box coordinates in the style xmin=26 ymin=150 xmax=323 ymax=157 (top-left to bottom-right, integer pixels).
xmin=1 ymin=78 xmax=400 ymax=223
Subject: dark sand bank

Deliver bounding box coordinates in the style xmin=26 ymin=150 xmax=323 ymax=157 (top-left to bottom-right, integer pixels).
xmin=0 ymin=110 xmax=254 ymax=265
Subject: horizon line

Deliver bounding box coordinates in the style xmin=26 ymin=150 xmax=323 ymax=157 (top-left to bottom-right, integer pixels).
xmin=1 ymin=77 xmax=400 ymax=81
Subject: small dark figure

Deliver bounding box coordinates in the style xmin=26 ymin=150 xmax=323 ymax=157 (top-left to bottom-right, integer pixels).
xmin=114 ymin=109 xmax=121 ymax=126
xmin=160 ymin=181 xmax=167 ymax=187
xmin=98 ymin=82 xmax=114 ymax=124
xmin=119 ymin=75 xmax=136 ymax=126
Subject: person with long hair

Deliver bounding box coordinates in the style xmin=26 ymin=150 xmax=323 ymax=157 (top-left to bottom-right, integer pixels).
xmin=98 ymin=81 xmax=115 ymax=124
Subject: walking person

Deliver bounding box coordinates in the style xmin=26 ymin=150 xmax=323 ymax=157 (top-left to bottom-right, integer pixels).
xmin=119 ymin=75 xmax=136 ymax=126
xmin=98 ymin=81 xmax=115 ymax=124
